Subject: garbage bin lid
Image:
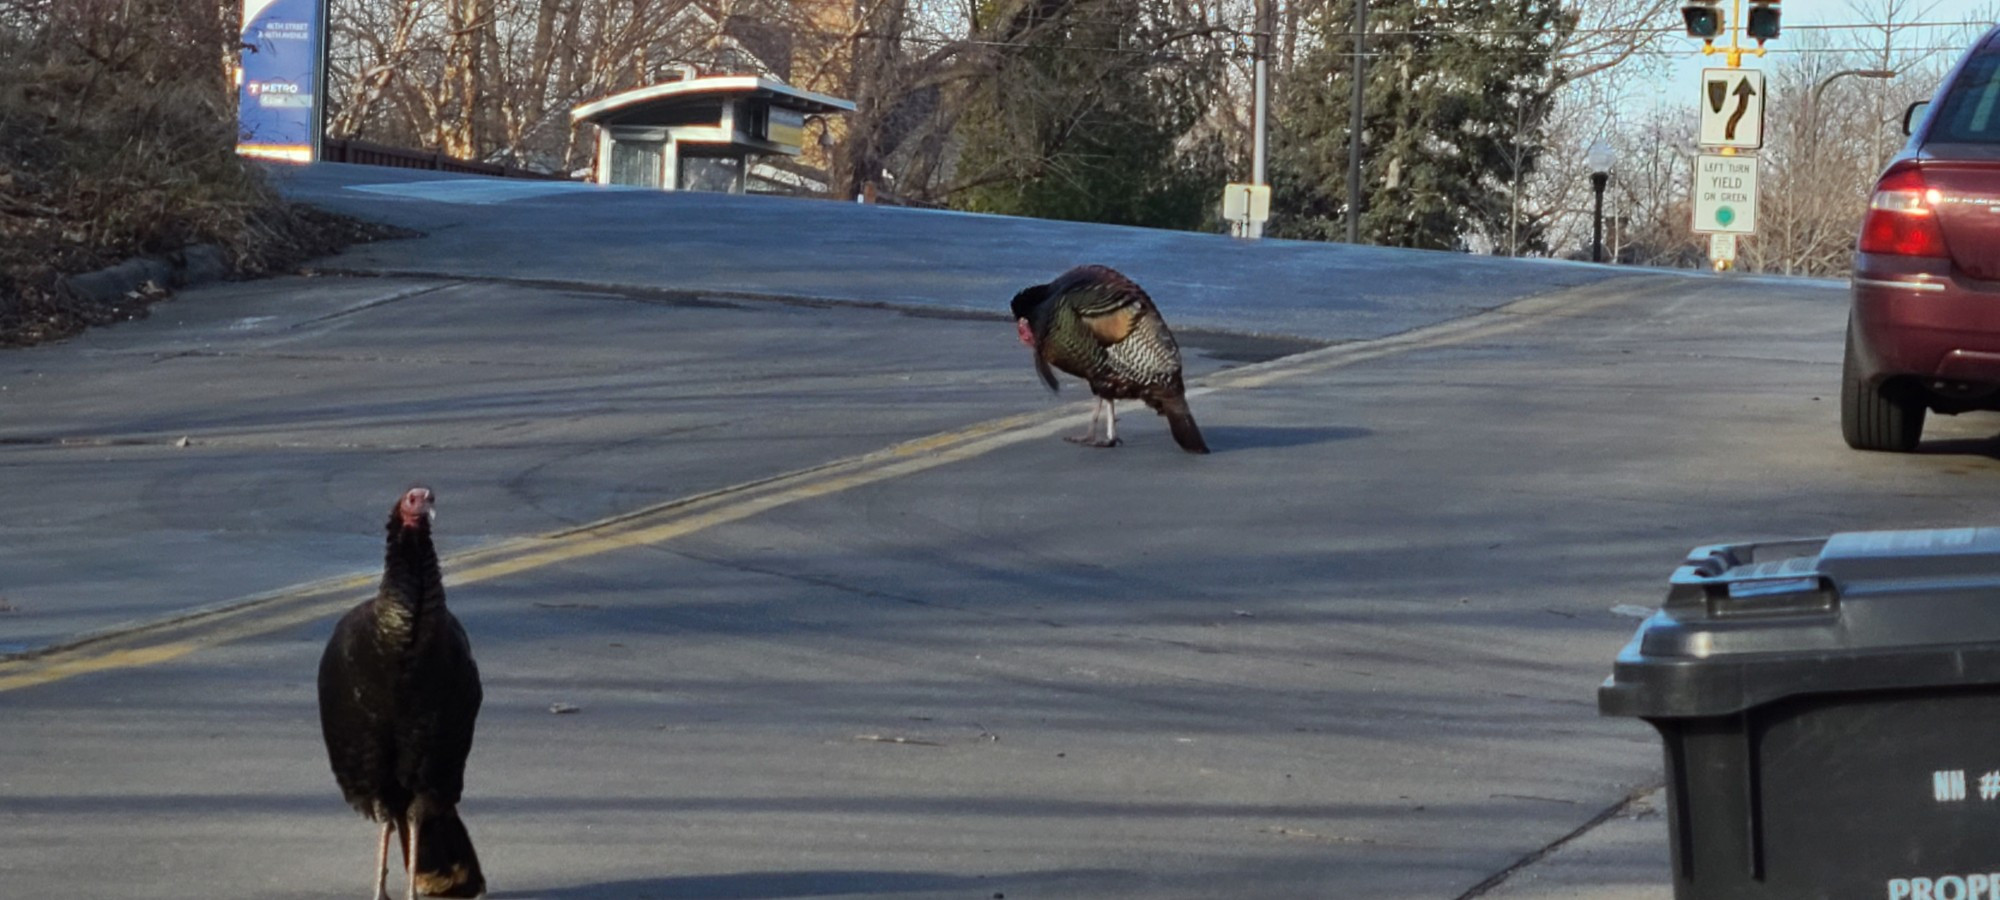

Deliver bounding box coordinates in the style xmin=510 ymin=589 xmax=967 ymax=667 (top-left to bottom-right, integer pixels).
xmin=1600 ymin=527 xmax=2000 ymax=719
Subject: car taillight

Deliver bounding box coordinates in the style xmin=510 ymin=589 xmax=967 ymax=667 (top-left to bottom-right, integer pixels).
xmin=1858 ymin=163 xmax=1950 ymax=257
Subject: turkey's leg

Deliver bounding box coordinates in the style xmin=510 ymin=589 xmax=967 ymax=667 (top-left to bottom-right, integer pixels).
xmin=1067 ymin=398 xmax=1121 ymax=447
xmin=1068 ymin=398 xmax=1103 ymax=443
xmin=370 ymin=822 xmax=393 ymax=900
xmin=405 ymin=815 xmax=421 ymax=900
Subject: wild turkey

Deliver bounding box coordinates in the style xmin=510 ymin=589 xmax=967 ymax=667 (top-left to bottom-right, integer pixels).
xmin=1010 ymin=265 xmax=1209 ymax=453
xmin=318 ymin=487 xmax=487 ymax=900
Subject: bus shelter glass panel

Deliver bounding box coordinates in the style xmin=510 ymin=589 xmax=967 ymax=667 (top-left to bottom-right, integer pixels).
xmin=609 ymin=140 xmax=664 ymax=188
xmin=679 ymin=156 xmax=742 ymax=192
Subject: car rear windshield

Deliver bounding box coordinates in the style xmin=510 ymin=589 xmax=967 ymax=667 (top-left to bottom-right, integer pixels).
xmin=1934 ymin=50 xmax=2000 ymax=143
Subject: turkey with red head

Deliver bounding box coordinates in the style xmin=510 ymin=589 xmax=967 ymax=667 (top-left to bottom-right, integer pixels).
xmin=318 ymin=486 xmax=486 ymax=899
xmin=1011 ymin=265 xmax=1209 ymax=453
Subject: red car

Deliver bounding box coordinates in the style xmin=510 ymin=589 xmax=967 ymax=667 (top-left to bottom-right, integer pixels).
xmin=1844 ymin=25 xmax=2000 ymax=452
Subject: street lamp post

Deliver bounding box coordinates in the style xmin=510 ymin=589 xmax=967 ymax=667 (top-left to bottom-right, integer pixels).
xmin=1796 ymin=68 xmax=1893 ymax=273
xmin=1806 ymin=68 xmax=1895 ymax=162
xmin=1587 ymin=141 xmax=1615 ymax=264
xmin=1809 ymin=68 xmax=1896 ymax=128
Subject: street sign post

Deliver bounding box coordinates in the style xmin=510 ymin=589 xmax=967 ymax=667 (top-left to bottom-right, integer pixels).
xmin=1693 ymin=153 xmax=1757 ymax=235
xmin=1699 ymin=68 xmax=1765 ymax=150
xmin=1681 ymin=0 xmax=1773 ymax=271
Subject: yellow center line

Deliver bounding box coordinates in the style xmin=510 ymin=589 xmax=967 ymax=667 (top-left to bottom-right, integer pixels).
xmin=0 ymin=643 xmax=201 ymax=692
xmin=0 ymin=277 xmax=1648 ymax=693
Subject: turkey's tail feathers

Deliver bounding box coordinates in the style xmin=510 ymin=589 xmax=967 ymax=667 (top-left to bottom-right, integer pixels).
xmin=1152 ymin=395 xmax=1209 ymax=454
xmin=410 ymin=807 xmax=486 ymax=898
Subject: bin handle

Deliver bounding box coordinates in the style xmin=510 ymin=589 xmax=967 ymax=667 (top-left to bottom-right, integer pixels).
xmin=1667 ymin=566 xmax=1837 ymax=616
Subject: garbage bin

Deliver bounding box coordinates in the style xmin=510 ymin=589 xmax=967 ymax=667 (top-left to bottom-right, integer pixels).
xmin=1601 ymin=527 xmax=2000 ymax=900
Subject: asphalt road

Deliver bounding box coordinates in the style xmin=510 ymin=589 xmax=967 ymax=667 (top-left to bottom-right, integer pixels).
xmin=6 ymin=172 xmax=2000 ymax=899
xmin=263 ymin=163 xmax=1626 ymax=343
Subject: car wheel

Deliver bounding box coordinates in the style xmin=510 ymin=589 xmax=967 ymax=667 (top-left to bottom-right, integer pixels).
xmin=1842 ymin=329 xmax=1926 ymax=452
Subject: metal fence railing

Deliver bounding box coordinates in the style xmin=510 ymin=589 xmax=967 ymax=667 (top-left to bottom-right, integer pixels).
xmin=321 ymin=138 xmax=569 ymax=180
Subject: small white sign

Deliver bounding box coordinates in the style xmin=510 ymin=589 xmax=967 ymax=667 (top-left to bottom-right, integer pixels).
xmin=1699 ymin=68 xmax=1765 ymax=150
xmin=1708 ymin=233 xmax=1737 ymax=268
xmin=1223 ymin=183 xmax=1271 ymax=224
xmin=1693 ymin=153 xmax=1758 ymax=235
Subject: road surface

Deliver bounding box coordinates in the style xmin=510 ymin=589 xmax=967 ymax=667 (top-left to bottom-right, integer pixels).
xmin=6 ymin=169 xmax=1995 ymax=899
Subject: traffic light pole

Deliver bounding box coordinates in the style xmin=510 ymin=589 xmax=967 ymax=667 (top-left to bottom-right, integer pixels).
xmin=1702 ymin=0 xmax=1766 ymax=70
xmin=1683 ymin=0 xmax=1777 ymax=272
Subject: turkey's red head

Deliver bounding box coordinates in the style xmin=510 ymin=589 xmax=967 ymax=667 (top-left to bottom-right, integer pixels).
xmin=1010 ymin=284 xmax=1049 ymax=349
xmin=396 ymin=486 xmax=436 ymax=531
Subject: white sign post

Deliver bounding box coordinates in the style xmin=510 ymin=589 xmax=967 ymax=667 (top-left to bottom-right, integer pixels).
xmin=1693 ymin=153 xmax=1757 ymax=235
xmin=1699 ymin=68 xmax=1765 ymax=150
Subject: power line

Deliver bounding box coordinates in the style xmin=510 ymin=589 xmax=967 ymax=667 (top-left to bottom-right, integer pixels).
xmin=885 ymin=31 xmax=1975 ymax=61
xmin=860 ymin=19 xmax=1991 ymax=55
xmin=1310 ymin=20 xmax=1990 ymax=38
xmin=910 ymin=18 xmax=1993 ymax=42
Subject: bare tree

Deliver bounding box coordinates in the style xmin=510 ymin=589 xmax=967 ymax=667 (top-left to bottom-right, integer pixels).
xmin=1737 ymin=0 xmax=1973 ymax=275
xmin=326 ymin=0 xmax=798 ymax=172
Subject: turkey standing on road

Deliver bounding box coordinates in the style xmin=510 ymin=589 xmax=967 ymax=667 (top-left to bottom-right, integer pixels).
xmin=318 ymin=487 xmax=487 ymax=900
xmin=1011 ymin=265 xmax=1209 ymax=453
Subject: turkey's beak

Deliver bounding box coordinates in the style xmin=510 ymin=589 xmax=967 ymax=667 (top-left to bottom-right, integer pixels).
xmin=1016 ymin=318 xmax=1035 ymax=348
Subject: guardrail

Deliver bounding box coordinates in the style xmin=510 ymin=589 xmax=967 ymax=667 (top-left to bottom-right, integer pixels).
xmin=321 ymin=138 xmax=569 ymax=180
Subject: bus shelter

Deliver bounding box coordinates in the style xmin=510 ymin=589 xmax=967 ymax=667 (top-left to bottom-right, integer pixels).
xmin=572 ymin=76 xmax=854 ymax=193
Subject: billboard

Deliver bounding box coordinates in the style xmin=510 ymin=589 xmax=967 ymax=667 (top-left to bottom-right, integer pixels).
xmin=236 ymin=0 xmax=326 ymax=162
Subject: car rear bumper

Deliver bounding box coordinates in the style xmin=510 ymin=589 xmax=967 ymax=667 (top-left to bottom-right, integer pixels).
xmin=1851 ymin=257 xmax=2000 ymax=387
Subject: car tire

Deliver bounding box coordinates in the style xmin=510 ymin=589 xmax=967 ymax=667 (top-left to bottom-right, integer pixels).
xmin=1842 ymin=329 xmax=1926 ymax=452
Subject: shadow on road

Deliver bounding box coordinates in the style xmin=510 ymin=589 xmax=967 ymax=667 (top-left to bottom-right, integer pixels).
xmin=491 ymin=868 xmax=1127 ymax=899
xmin=1918 ymin=435 xmax=2000 ymax=459
xmin=1199 ymin=424 xmax=1371 ymax=453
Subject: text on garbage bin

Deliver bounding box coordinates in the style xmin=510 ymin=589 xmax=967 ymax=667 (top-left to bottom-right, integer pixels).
xmin=1889 ymin=874 xmax=2000 ymax=900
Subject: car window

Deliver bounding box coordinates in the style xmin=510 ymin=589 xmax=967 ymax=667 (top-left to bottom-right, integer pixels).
xmin=1934 ymin=51 xmax=2000 ymax=143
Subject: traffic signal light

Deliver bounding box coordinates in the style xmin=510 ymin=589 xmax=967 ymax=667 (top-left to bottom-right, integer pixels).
xmin=1746 ymin=0 xmax=1781 ymax=44
xmin=1681 ymin=0 xmax=1723 ymax=44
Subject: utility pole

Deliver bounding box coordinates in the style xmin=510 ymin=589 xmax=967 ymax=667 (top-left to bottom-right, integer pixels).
xmin=1249 ymin=0 xmax=1272 ymax=239
xmin=1344 ymin=0 xmax=1367 ymax=245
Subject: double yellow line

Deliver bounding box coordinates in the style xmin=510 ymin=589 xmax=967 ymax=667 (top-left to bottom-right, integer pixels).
xmin=0 ymin=276 xmax=1651 ymax=693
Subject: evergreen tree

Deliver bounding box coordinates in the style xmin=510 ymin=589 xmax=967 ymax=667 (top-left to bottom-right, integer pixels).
xmin=951 ymin=0 xmax=1225 ymax=230
xmin=1272 ymin=0 xmax=1573 ymax=250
